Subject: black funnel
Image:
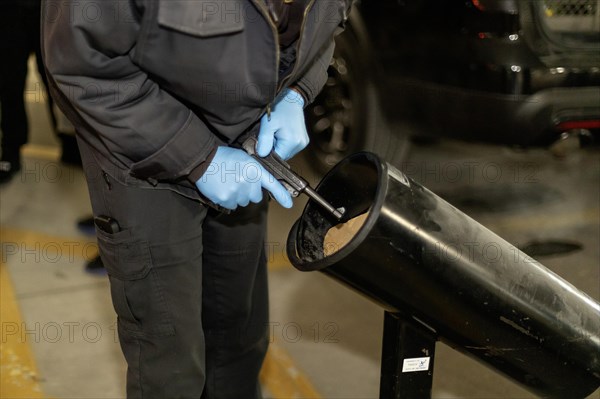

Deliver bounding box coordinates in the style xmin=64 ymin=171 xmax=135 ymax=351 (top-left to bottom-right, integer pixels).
xmin=287 ymin=152 xmax=600 ymax=398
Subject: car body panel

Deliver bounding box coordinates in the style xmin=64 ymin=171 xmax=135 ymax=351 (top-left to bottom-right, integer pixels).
xmin=347 ymin=0 xmax=600 ymax=145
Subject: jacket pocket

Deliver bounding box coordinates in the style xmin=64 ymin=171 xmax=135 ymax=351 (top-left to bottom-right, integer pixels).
xmin=157 ymin=0 xmax=244 ymax=37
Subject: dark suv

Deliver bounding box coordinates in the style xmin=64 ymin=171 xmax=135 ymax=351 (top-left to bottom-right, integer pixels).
xmin=306 ymin=0 xmax=600 ymax=169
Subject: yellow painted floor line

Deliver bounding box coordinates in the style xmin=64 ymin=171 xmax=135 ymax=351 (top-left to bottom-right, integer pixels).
xmin=268 ymin=251 xmax=293 ymax=271
xmin=21 ymin=144 xmax=61 ymax=162
xmin=260 ymin=342 xmax=322 ymax=399
xmin=0 ymin=263 xmax=44 ymax=398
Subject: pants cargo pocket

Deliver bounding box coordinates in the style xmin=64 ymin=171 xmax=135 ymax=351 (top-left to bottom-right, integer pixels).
xmin=97 ymin=228 xmax=175 ymax=338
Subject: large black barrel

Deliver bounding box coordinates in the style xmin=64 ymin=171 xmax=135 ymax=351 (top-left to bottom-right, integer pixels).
xmin=287 ymin=152 xmax=600 ymax=398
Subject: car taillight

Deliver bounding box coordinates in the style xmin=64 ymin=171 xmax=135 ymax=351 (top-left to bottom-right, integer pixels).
xmin=471 ymin=0 xmax=484 ymax=11
xmin=557 ymin=120 xmax=600 ymax=130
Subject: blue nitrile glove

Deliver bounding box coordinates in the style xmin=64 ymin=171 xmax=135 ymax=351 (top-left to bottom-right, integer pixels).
xmin=195 ymin=146 xmax=293 ymax=210
xmin=257 ymin=88 xmax=309 ymax=161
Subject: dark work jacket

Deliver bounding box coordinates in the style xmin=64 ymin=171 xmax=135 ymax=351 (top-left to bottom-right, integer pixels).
xmin=41 ymin=0 xmax=351 ymax=201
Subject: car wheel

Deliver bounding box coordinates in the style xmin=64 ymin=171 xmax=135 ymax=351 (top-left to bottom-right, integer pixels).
xmin=305 ymin=18 xmax=410 ymax=173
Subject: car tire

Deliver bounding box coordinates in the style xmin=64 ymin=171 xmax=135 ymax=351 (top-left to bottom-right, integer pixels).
xmin=304 ymin=14 xmax=410 ymax=174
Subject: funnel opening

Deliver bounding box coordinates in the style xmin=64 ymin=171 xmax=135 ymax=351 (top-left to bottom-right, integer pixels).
xmin=288 ymin=152 xmax=387 ymax=271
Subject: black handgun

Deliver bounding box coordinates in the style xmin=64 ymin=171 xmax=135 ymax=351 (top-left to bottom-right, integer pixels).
xmin=242 ymin=136 xmax=345 ymax=221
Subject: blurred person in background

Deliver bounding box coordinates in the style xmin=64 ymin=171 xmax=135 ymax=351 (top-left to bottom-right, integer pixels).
xmin=1 ymin=0 xmax=102 ymax=274
xmin=0 ymin=0 xmax=80 ymax=185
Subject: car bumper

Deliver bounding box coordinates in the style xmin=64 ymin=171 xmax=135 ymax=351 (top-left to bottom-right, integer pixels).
xmin=387 ymin=78 xmax=600 ymax=146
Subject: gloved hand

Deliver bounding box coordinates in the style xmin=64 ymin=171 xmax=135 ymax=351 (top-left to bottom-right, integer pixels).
xmin=257 ymin=88 xmax=309 ymax=161
xmin=195 ymin=146 xmax=293 ymax=210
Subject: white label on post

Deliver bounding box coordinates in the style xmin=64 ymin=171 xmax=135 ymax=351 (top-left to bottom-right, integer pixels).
xmin=402 ymin=357 xmax=430 ymax=373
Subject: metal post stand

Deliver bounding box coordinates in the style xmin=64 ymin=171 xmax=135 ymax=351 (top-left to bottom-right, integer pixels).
xmin=379 ymin=312 xmax=438 ymax=399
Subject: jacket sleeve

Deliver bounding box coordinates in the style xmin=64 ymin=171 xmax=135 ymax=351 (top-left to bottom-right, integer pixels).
xmin=293 ymin=38 xmax=335 ymax=106
xmin=42 ymin=0 xmax=218 ymax=181
xmin=294 ymin=0 xmax=353 ymax=105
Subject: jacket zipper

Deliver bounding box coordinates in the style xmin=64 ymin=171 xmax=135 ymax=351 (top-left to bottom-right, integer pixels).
xmin=276 ymin=0 xmax=317 ymax=94
xmin=252 ymin=0 xmax=280 ymax=121
xmin=254 ymin=0 xmax=316 ymax=120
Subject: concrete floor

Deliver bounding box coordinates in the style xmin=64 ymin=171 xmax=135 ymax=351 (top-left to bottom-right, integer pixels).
xmin=1 ymin=63 xmax=599 ymax=398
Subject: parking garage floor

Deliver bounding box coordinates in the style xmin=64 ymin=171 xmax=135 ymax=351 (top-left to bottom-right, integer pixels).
xmin=1 ymin=64 xmax=599 ymax=399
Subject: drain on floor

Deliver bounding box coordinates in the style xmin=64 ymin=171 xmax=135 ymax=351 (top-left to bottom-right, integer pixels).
xmin=519 ymin=240 xmax=583 ymax=258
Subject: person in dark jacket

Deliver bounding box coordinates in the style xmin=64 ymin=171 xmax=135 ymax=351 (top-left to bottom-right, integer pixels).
xmin=42 ymin=0 xmax=351 ymax=397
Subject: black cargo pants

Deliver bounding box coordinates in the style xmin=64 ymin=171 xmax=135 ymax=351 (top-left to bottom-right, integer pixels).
xmin=81 ymin=147 xmax=269 ymax=398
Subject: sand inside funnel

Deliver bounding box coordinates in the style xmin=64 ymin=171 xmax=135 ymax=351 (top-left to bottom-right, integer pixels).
xmin=323 ymin=211 xmax=369 ymax=257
